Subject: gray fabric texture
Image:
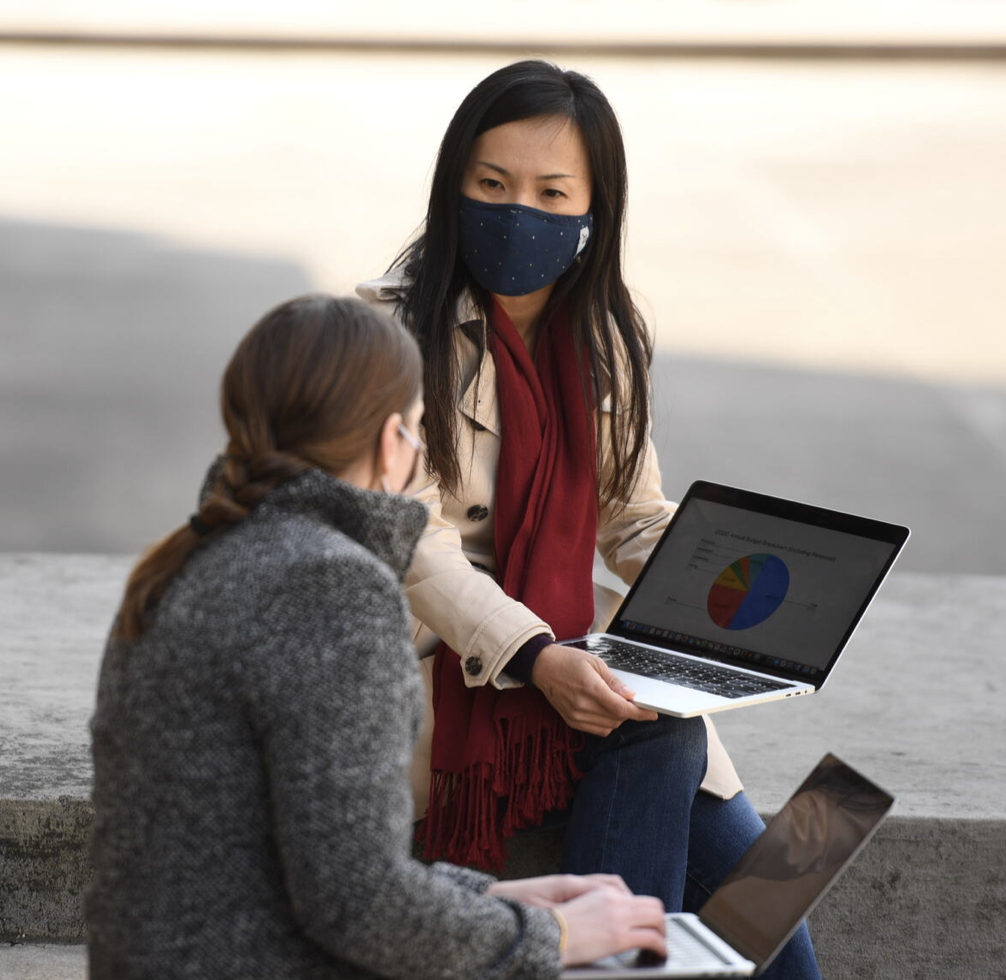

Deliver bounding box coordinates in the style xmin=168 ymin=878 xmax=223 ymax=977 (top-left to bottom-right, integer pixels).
xmin=86 ymin=467 xmax=561 ymax=979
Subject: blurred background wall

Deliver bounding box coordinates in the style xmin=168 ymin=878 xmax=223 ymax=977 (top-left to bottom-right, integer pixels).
xmin=2 ymin=0 xmax=1005 ymax=572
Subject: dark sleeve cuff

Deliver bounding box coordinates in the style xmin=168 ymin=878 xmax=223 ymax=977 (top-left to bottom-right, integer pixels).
xmin=502 ymin=633 xmax=553 ymax=686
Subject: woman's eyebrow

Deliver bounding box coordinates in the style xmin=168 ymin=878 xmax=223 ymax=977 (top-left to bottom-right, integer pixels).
xmin=476 ymin=161 xmax=510 ymax=176
xmin=475 ymin=161 xmax=577 ymax=181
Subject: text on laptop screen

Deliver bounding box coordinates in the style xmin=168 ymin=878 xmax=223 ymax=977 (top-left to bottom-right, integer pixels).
xmin=617 ymin=498 xmax=899 ymax=674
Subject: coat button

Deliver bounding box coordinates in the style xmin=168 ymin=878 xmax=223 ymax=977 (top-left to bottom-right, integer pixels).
xmin=464 ymin=656 xmax=483 ymax=677
xmin=467 ymin=505 xmax=489 ymax=522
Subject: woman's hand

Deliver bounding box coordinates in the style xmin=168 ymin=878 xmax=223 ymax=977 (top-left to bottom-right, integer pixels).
xmin=487 ymin=874 xmax=667 ymax=968
xmin=557 ymin=886 xmax=667 ymax=967
xmin=531 ymin=644 xmax=658 ymax=736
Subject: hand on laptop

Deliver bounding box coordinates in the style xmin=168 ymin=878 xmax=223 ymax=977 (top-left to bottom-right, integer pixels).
xmin=531 ymin=644 xmax=659 ymax=735
xmin=486 ymin=871 xmax=633 ymax=906
xmin=488 ymin=873 xmax=667 ymax=967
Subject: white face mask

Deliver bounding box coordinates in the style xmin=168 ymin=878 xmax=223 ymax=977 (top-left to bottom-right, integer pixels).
xmin=382 ymin=422 xmax=424 ymax=495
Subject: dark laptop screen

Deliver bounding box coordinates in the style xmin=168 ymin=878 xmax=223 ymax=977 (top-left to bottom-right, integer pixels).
xmin=699 ymin=754 xmax=894 ymax=971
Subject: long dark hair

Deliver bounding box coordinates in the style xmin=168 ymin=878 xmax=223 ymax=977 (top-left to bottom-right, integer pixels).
xmin=393 ymin=59 xmax=653 ymax=503
xmin=114 ymin=295 xmax=422 ymax=640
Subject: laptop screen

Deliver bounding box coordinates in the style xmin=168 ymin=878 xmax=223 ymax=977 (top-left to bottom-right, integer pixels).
xmin=612 ymin=483 xmax=909 ymax=683
xmin=698 ymin=754 xmax=894 ymax=971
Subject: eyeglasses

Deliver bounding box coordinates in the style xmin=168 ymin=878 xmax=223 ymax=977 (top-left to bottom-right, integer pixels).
xmin=397 ymin=422 xmax=424 ymax=454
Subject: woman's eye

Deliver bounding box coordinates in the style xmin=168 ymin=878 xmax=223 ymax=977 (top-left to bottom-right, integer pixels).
xmin=481 ymin=178 xmax=504 ymax=191
xmin=542 ymin=188 xmax=565 ymax=200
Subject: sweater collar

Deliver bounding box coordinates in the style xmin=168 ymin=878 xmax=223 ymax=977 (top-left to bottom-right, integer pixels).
xmin=202 ymin=461 xmax=427 ymax=581
xmin=268 ymin=469 xmax=427 ymax=580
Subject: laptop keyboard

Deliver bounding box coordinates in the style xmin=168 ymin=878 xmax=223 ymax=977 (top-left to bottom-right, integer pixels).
xmin=566 ymin=638 xmax=790 ymax=699
xmin=666 ymin=915 xmax=737 ymax=968
xmin=592 ymin=914 xmax=739 ymax=973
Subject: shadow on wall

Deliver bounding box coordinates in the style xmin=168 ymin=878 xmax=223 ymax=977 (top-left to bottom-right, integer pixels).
xmin=3 ymin=213 xmax=1005 ymax=574
xmin=0 ymin=217 xmax=314 ymax=553
xmin=652 ymin=352 xmax=1006 ymax=576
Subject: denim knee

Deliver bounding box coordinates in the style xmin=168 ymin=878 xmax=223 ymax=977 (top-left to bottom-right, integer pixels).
xmin=563 ymin=714 xmax=709 ymax=905
xmin=578 ymin=712 xmax=708 ymax=776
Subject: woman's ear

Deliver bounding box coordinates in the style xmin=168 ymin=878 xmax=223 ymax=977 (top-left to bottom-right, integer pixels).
xmin=374 ymin=412 xmax=403 ymax=489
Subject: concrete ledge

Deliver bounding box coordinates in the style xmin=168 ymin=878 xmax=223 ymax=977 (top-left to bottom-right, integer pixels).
xmin=0 ymin=800 xmax=92 ymax=942
xmin=5 ymin=33 xmax=1006 ymax=61
xmin=7 ymin=808 xmax=1003 ymax=978
xmin=1 ymin=555 xmax=1004 ymax=979
xmin=496 ymin=817 xmax=1006 ymax=979
xmin=6 ymin=1 xmax=1006 ymax=53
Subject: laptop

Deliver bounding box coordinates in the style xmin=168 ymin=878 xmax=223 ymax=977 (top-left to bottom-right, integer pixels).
xmin=562 ymin=480 xmax=909 ymax=717
xmin=562 ymin=753 xmax=895 ymax=978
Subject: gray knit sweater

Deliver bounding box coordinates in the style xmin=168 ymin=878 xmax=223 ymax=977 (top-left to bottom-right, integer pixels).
xmin=86 ymin=468 xmax=561 ymax=979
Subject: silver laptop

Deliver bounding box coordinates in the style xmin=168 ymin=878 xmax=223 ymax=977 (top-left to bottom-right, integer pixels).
xmin=562 ymin=480 xmax=909 ymax=717
xmin=562 ymin=753 xmax=895 ymax=978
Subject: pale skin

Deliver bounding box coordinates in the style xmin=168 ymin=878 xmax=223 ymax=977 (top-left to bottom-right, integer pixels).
xmin=462 ymin=115 xmax=659 ymax=739
xmin=486 ymin=874 xmax=667 ymax=966
xmin=344 ymin=400 xmax=667 ymax=964
xmin=340 ymin=400 xmax=426 ymax=494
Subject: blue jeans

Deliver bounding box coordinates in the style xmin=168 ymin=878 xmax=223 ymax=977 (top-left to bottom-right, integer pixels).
xmin=559 ymin=715 xmax=821 ymax=980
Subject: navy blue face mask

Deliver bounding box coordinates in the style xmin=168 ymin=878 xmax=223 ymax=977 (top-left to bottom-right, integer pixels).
xmin=457 ymin=196 xmax=593 ymax=297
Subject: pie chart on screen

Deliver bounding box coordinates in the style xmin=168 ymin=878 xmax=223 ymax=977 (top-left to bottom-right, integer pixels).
xmin=707 ymin=553 xmax=790 ymax=631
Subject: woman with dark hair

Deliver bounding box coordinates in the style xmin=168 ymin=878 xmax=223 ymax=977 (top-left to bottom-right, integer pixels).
xmin=358 ymin=60 xmax=821 ymax=977
xmin=86 ymin=294 xmax=668 ymax=978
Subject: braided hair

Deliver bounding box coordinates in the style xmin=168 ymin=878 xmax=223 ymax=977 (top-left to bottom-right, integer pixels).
xmin=114 ymin=294 xmax=422 ymax=640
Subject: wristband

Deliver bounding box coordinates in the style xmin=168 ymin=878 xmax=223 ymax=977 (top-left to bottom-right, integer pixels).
xmin=550 ymin=908 xmax=568 ymax=953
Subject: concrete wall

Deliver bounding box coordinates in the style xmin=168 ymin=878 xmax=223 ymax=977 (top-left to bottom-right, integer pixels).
xmin=1 ymin=555 xmax=1004 ymax=977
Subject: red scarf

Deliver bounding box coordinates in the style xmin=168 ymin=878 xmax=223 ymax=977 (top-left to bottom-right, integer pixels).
xmin=418 ymin=301 xmax=599 ymax=870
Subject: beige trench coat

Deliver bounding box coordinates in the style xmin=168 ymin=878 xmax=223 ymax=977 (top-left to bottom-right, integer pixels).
xmin=357 ymin=273 xmax=743 ymax=816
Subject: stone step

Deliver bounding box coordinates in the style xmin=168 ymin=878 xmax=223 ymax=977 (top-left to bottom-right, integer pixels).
xmin=1 ymin=555 xmax=1004 ymax=979
xmin=0 ymin=941 xmax=86 ymax=980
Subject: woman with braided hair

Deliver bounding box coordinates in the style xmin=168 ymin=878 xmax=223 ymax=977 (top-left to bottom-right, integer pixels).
xmin=86 ymin=293 xmax=669 ymax=979
xmin=358 ymin=60 xmax=820 ymax=978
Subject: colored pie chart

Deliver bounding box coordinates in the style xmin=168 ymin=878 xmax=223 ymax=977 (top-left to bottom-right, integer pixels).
xmin=707 ymin=553 xmax=790 ymax=631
